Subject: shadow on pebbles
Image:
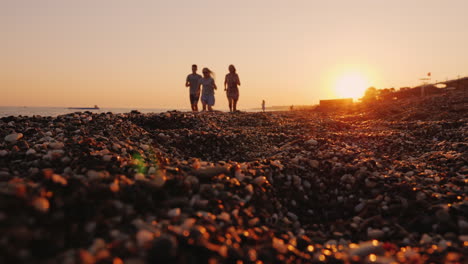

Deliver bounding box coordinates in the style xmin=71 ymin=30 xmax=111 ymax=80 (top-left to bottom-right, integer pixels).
xmin=0 ymin=109 xmax=467 ymax=263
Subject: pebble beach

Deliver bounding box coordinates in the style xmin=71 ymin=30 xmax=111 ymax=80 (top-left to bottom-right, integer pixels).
xmin=1 ymin=93 xmax=467 ymax=263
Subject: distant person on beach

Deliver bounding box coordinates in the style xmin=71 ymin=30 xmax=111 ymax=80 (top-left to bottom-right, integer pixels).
xmin=185 ymin=64 xmax=202 ymax=112
xmin=198 ymin=67 xmax=217 ymax=111
xmin=262 ymin=100 xmax=266 ymax=112
xmin=224 ymin=65 xmax=241 ymax=112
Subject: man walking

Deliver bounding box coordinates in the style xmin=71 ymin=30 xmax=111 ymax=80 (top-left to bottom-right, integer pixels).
xmin=185 ymin=64 xmax=202 ymax=112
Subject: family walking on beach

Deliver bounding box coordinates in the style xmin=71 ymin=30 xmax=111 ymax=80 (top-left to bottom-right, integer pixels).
xmin=185 ymin=64 xmax=241 ymax=112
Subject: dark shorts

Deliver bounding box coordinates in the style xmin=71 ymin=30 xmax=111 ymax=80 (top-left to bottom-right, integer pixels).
xmin=201 ymin=94 xmax=215 ymax=106
xmin=190 ymin=93 xmax=200 ymax=105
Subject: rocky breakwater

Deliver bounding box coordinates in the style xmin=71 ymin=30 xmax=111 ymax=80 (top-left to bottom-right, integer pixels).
xmin=0 ymin=110 xmax=467 ymax=263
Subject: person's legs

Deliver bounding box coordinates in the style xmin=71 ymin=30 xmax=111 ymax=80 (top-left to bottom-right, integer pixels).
xmin=208 ymin=95 xmax=214 ymax=111
xmin=190 ymin=94 xmax=198 ymax=112
xmin=233 ymin=99 xmax=238 ymax=112
xmin=228 ymin=97 xmax=233 ymax=112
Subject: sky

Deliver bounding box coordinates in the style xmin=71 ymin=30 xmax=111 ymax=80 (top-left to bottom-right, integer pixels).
xmin=1 ymin=0 xmax=467 ymax=109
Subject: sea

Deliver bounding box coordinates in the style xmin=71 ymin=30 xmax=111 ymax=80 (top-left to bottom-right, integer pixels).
xmin=0 ymin=106 xmax=183 ymax=118
xmin=0 ymin=106 xmax=261 ymax=117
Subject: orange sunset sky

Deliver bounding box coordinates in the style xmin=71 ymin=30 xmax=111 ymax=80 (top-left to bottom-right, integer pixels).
xmin=1 ymin=0 xmax=467 ymax=110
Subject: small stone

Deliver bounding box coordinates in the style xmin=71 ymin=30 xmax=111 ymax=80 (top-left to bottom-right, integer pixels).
xmin=168 ymin=208 xmax=181 ymax=218
xmin=152 ymin=171 xmax=166 ymax=187
xmin=305 ymin=138 xmax=318 ymax=145
xmin=217 ymin=212 xmax=231 ymax=222
xmin=349 ymin=241 xmax=385 ymax=257
xmin=32 ymin=197 xmax=50 ymax=213
xmin=308 ymin=160 xmax=320 ymax=168
xmin=194 ymin=166 xmax=229 ymax=179
xmin=367 ymin=228 xmax=385 ymax=239
xmin=245 ymin=184 xmax=254 ymax=194
xmin=48 ymin=142 xmax=65 ymax=149
xmin=52 ymin=174 xmax=68 ymax=185
xmin=4 ymin=133 xmax=23 ymax=143
xmin=148 ymin=167 xmax=157 ymax=174
xmin=354 ymin=202 xmax=366 ymax=212
xmin=135 ymin=173 xmax=146 ymax=181
xmin=287 ymin=212 xmax=298 ymax=221
xmin=26 ymin=148 xmax=36 ymax=155
xmin=458 ymin=219 xmax=468 ymax=233
xmin=272 ymin=238 xmax=288 ymax=254
xmin=253 ymin=176 xmax=268 ymax=186
xmin=87 ymin=170 xmax=109 ymax=180
xmin=140 ymin=144 xmax=150 ymax=151
xmin=136 ymin=230 xmax=154 ymax=247
xmin=420 ymin=233 xmax=432 ymax=244
xmin=0 ymin=150 xmax=8 ymax=157
xmin=110 ymin=181 xmax=120 ymax=192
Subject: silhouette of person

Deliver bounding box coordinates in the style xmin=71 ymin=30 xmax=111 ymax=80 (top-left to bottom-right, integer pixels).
xmin=185 ymin=64 xmax=202 ymax=112
xmin=198 ymin=68 xmax=217 ymax=111
xmin=224 ymin=65 xmax=241 ymax=112
xmin=262 ymin=100 xmax=266 ymax=112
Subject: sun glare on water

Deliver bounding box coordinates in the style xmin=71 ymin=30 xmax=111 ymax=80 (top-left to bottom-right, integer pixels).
xmin=334 ymin=72 xmax=371 ymax=100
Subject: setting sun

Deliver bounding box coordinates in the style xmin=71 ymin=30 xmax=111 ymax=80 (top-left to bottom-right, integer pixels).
xmin=334 ymin=72 xmax=371 ymax=100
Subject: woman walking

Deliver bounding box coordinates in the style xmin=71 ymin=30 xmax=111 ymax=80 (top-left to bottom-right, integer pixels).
xmin=198 ymin=68 xmax=217 ymax=111
xmin=224 ymin=65 xmax=241 ymax=112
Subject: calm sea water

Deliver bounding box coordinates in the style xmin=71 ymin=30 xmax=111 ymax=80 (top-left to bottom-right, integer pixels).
xmin=0 ymin=106 xmax=186 ymax=118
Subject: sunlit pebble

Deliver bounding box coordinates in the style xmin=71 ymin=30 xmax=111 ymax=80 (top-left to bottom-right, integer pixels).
xmin=113 ymin=257 xmax=124 ymax=264
xmin=217 ymin=212 xmax=231 ymax=222
xmin=148 ymin=167 xmax=157 ymax=174
xmin=152 ymin=171 xmax=167 ymax=187
xmin=136 ymin=229 xmax=154 ymax=247
xmin=52 ymin=174 xmax=68 ymax=185
xmin=140 ymin=144 xmax=150 ymax=151
xmin=168 ymin=208 xmax=181 ymax=218
xmin=26 ymin=148 xmax=36 ymax=155
xmin=248 ymin=249 xmax=257 ymax=261
xmin=79 ymin=250 xmax=95 ymax=264
xmin=110 ymin=181 xmax=119 ymax=192
xmin=272 ymin=237 xmax=288 ymax=254
xmin=4 ymin=132 xmax=23 ymax=143
xmin=245 ymin=184 xmax=254 ymax=194
xmin=48 ymin=142 xmax=64 ymax=149
xmin=318 ymin=255 xmax=326 ymax=261
xmin=134 ymin=173 xmax=146 ymax=181
xmin=369 ymin=254 xmax=377 ymax=262
xmin=253 ymin=176 xmax=267 ymax=186
xmin=32 ymin=197 xmax=50 ymax=213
